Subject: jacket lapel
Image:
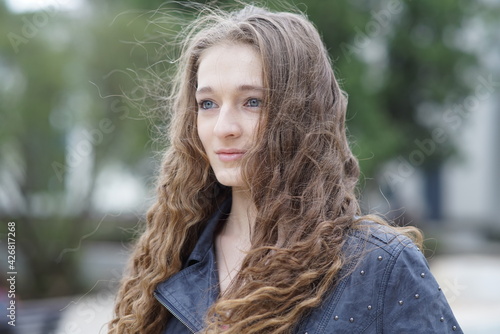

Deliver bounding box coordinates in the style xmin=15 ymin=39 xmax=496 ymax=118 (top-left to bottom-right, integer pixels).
xmin=155 ymin=199 xmax=231 ymax=332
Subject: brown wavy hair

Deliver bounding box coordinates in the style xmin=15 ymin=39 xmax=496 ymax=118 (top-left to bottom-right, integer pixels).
xmin=109 ymin=4 xmax=422 ymax=334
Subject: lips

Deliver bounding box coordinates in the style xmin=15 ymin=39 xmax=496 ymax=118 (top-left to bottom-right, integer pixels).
xmin=215 ymin=149 xmax=246 ymax=162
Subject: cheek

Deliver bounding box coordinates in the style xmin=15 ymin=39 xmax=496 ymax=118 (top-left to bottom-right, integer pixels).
xmin=248 ymin=116 xmax=261 ymax=140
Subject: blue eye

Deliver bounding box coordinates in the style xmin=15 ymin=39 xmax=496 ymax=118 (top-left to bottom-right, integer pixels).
xmin=245 ymin=98 xmax=261 ymax=108
xmin=199 ymin=100 xmax=216 ymax=110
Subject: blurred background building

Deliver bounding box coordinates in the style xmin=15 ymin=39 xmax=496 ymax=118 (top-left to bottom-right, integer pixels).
xmin=0 ymin=0 xmax=499 ymax=333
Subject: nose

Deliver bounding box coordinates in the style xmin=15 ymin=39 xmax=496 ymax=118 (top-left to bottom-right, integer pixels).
xmin=213 ymin=104 xmax=242 ymax=139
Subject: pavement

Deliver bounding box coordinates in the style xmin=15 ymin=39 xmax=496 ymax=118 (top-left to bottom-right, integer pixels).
xmin=430 ymin=254 xmax=500 ymax=333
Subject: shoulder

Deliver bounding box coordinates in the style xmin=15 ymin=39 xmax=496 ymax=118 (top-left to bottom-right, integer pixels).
xmin=346 ymin=220 xmax=417 ymax=254
xmin=294 ymin=220 xmax=463 ymax=333
xmin=341 ymin=220 xmax=421 ymax=274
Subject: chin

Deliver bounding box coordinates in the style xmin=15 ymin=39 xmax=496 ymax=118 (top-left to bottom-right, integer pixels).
xmin=217 ymin=180 xmax=245 ymax=188
xmin=215 ymin=173 xmax=244 ymax=188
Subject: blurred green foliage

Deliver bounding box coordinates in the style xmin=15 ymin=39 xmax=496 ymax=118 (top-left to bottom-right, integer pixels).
xmin=0 ymin=0 xmax=495 ymax=298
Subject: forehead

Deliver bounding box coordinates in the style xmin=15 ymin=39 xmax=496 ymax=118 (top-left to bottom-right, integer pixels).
xmin=196 ymin=43 xmax=263 ymax=90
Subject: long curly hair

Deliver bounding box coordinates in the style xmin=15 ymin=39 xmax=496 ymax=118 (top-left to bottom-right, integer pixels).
xmin=109 ymin=4 xmax=422 ymax=334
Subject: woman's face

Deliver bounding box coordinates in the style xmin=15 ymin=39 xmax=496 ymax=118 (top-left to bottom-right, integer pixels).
xmin=196 ymin=43 xmax=263 ymax=189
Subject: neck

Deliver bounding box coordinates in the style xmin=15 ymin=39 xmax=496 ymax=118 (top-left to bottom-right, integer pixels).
xmin=225 ymin=187 xmax=256 ymax=241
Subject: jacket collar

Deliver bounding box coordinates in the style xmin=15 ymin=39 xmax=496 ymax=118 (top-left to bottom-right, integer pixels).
xmin=155 ymin=198 xmax=232 ymax=332
xmin=185 ymin=198 xmax=232 ymax=266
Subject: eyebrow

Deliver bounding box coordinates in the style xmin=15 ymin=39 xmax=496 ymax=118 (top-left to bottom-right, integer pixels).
xmin=195 ymin=84 xmax=265 ymax=95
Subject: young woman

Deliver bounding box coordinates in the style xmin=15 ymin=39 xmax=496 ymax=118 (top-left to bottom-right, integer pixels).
xmin=109 ymin=5 xmax=462 ymax=334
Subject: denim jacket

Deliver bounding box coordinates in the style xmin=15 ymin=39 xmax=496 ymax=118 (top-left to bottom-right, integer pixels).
xmin=155 ymin=200 xmax=463 ymax=333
